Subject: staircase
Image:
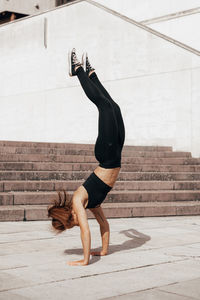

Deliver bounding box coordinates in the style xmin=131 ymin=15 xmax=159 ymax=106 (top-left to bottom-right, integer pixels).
xmin=0 ymin=140 xmax=200 ymax=221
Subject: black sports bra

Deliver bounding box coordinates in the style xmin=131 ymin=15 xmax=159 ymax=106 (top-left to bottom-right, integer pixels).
xmin=82 ymin=172 xmax=112 ymax=209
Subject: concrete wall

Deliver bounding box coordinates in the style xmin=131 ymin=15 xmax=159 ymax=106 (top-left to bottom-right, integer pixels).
xmin=95 ymin=0 xmax=200 ymax=51
xmin=149 ymin=14 xmax=200 ymax=51
xmin=0 ymin=1 xmax=200 ymax=156
xmin=94 ymin=0 xmax=200 ymax=22
xmin=0 ymin=0 xmax=56 ymax=15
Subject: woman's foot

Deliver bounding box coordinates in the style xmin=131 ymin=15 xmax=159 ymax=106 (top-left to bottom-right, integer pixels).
xmin=82 ymin=52 xmax=95 ymax=77
xmin=68 ymin=48 xmax=82 ymax=76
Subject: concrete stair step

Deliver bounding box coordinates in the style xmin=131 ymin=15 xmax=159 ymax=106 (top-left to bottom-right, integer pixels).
xmin=0 ymin=146 xmax=191 ymax=158
xmin=0 ymin=141 xmax=199 ymax=221
xmin=1 ymin=170 xmax=200 ymax=181
xmin=1 ymin=190 xmax=200 ymax=205
xmin=1 ymin=201 xmax=200 ymax=221
xmin=1 ymin=162 xmax=200 ymax=172
xmin=2 ymin=180 xmax=200 ymax=192
xmin=0 ymin=154 xmax=199 ymax=164
xmin=0 ymin=140 xmax=173 ymax=151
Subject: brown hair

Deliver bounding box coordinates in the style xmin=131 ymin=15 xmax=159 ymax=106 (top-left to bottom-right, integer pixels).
xmin=47 ymin=190 xmax=74 ymax=234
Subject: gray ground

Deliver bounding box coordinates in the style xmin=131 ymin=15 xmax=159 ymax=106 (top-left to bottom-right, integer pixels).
xmin=0 ymin=216 xmax=200 ymax=300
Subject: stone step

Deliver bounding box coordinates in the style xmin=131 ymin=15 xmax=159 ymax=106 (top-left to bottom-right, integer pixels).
xmin=2 ymin=180 xmax=200 ymax=192
xmin=0 ymin=190 xmax=200 ymax=205
xmin=1 ymin=201 xmax=200 ymax=221
xmin=0 ymin=170 xmax=200 ymax=181
xmin=0 ymin=154 xmax=199 ymax=164
xmin=0 ymin=140 xmax=173 ymax=151
xmin=0 ymin=146 xmax=191 ymax=158
xmin=1 ymin=162 xmax=200 ymax=172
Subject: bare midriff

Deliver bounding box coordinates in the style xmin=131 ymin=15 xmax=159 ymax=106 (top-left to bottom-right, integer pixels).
xmin=94 ymin=166 xmax=121 ymax=187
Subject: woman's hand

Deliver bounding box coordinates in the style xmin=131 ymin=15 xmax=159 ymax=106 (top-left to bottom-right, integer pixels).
xmin=67 ymin=259 xmax=88 ymax=266
xmin=90 ymin=250 xmax=107 ymax=256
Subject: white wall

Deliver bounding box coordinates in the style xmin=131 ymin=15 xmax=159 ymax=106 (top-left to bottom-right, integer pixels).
xmin=94 ymin=0 xmax=200 ymax=51
xmin=0 ymin=0 xmax=56 ymax=15
xmin=94 ymin=0 xmax=200 ymax=22
xmin=150 ymin=14 xmax=200 ymax=51
xmin=0 ymin=1 xmax=200 ymax=156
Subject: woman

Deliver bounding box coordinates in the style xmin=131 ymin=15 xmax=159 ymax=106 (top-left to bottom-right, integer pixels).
xmin=48 ymin=48 xmax=125 ymax=266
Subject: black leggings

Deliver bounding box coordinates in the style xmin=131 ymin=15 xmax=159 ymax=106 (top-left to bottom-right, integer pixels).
xmin=76 ymin=67 xmax=125 ymax=168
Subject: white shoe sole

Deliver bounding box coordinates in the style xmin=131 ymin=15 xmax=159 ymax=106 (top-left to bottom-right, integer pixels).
xmin=68 ymin=50 xmax=73 ymax=77
xmin=82 ymin=52 xmax=87 ymax=72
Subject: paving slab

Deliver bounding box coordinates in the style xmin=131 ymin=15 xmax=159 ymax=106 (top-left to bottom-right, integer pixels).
xmin=103 ymin=289 xmax=194 ymax=300
xmin=103 ymin=288 xmax=196 ymax=300
xmin=159 ymin=277 xmax=200 ymax=299
xmin=1 ymin=259 xmax=200 ymax=300
xmin=0 ymin=216 xmax=200 ymax=300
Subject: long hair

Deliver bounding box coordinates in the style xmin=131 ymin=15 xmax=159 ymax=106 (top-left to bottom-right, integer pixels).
xmin=47 ymin=190 xmax=73 ymax=234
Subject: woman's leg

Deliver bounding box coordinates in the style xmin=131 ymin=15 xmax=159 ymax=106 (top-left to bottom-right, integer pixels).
xmin=76 ymin=67 xmax=111 ymax=108
xmin=89 ymin=72 xmax=125 ymax=148
xmin=76 ymin=67 xmax=120 ymax=166
xmin=89 ymin=72 xmax=114 ymax=104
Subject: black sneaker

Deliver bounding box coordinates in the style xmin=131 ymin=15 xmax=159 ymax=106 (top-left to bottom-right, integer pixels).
xmin=82 ymin=52 xmax=95 ymax=76
xmin=68 ymin=48 xmax=82 ymax=76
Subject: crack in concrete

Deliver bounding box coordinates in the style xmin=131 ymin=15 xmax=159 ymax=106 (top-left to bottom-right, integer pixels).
xmin=0 ymin=236 xmax=55 ymax=245
xmin=3 ymin=65 xmax=200 ymax=98
xmin=157 ymin=288 xmax=199 ymax=300
xmin=164 ymin=253 xmax=200 ymax=259
xmin=100 ymin=283 xmax=180 ymax=300
xmin=0 ymin=265 xmax=28 ymax=271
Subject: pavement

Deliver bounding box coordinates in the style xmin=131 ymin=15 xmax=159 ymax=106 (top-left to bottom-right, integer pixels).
xmin=0 ymin=216 xmax=200 ymax=300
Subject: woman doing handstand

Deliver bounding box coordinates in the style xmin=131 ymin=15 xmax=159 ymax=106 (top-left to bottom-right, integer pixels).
xmin=48 ymin=48 xmax=125 ymax=266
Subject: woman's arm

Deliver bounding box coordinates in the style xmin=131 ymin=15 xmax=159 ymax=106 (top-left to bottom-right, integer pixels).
xmin=89 ymin=206 xmax=110 ymax=255
xmin=67 ymin=192 xmax=91 ymax=266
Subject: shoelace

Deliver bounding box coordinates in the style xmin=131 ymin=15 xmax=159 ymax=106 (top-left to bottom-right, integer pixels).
xmin=86 ymin=57 xmax=93 ymax=70
xmin=72 ymin=51 xmax=79 ymax=65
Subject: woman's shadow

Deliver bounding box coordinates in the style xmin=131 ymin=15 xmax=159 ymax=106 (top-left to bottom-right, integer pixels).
xmin=64 ymin=228 xmax=151 ymax=264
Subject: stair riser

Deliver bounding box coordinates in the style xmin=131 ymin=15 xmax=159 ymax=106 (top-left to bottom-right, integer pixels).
xmin=0 ymin=141 xmax=172 ymax=151
xmin=0 ymin=208 xmax=24 ymax=221
xmin=1 ymin=162 xmax=200 ymax=172
xmin=0 ymin=155 xmax=199 ymax=164
xmin=0 ymin=194 xmax=13 ymax=205
xmin=0 ymin=147 xmax=191 ymax=158
xmin=1 ymin=204 xmax=200 ymax=221
xmin=90 ymin=205 xmax=200 ymax=218
xmin=3 ymin=182 xmax=55 ymax=192
xmin=3 ymin=181 xmax=200 ymax=192
xmin=1 ymin=172 xmax=200 ymax=181
xmin=1 ymin=192 xmax=200 ymax=205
